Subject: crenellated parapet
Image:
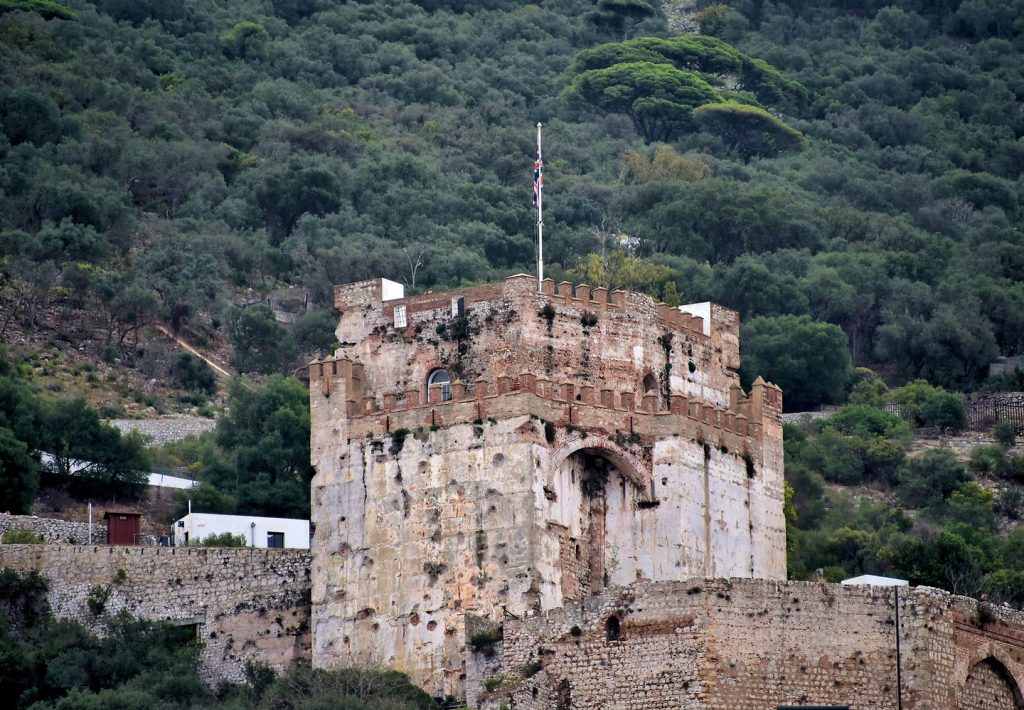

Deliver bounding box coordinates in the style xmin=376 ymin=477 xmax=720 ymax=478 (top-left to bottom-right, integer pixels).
xmin=308 ymin=354 xmax=780 ymax=461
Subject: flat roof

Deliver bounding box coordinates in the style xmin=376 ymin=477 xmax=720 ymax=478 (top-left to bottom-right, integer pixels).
xmin=840 ymin=574 xmax=908 ymax=587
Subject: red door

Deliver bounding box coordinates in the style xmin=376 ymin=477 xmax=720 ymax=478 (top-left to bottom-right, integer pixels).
xmin=107 ymin=515 xmax=141 ymax=545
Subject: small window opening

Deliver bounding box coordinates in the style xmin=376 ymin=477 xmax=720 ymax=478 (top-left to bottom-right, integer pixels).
xmin=267 ymin=532 xmax=284 ymax=548
xmin=574 ymin=544 xmax=580 ymax=560
xmin=428 ymin=369 xmax=452 ymax=402
xmin=394 ymin=304 xmax=407 ymax=328
xmin=642 ymin=374 xmax=658 ymax=394
xmin=605 ymin=615 xmax=620 ymax=642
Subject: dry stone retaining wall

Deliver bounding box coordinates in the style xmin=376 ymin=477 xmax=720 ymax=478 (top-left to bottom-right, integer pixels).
xmin=0 ymin=544 xmax=312 ymax=682
xmin=1 ymin=513 xmax=105 ymax=544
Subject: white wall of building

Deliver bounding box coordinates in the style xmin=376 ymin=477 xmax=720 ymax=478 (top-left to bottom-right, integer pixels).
xmin=174 ymin=513 xmax=310 ymax=549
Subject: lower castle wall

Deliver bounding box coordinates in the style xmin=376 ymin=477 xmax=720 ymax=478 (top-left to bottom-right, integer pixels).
xmin=473 ymin=578 xmax=1024 ymax=710
xmin=0 ymin=544 xmax=312 ymax=682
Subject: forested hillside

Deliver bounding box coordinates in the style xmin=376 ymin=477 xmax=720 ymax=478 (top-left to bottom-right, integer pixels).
xmin=1 ymin=0 xmax=1021 ymax=393
xmin=2 ymin=1 xmax=1024 ymax=599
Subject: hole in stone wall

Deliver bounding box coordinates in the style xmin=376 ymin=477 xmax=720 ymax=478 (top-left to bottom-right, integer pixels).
xmin=605 ymin=615 xmax=620 ymax=642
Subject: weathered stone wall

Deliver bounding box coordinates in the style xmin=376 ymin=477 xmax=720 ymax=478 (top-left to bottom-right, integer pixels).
xmin=472 ymin=579 xmax=1024 ymax=710
xmin=309 ymin=275 xmax=785 ymax=700
xmin=1 ymin=513 xmax=106 ymax=544
xmin=0 ymin=545 xmax=312 ymax=682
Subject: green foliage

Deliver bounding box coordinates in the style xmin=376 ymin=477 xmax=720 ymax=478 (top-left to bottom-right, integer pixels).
xmin=0 ymin=0 xmax=75 ymax=21
xmin=0 ymin=427 xmax=38 ymax=514
xmin=823 ymin=405 xmax=911 ymax=441
xmin=891 ymin=380 xmax=967 ymax=429
xmin=740 ymin=315 xmax=852 ymax=411
xmin=293 ymin=308 xmax=338 ymax=355
xmin=693 ymin=102 xmax=806 ymax=161
xmin=847 ymin=368 xmax=889 ymax=408
xmin=192 ymin=532 xmax=246 ymax=548
xmin=0 ymin=0 xmax=1019 ymax=398
xmin=2 ymin=528 xmax=43 ymax=544
xmin=171 ymin=353 xmax=217 ymax=397
xmin=256 ymin=666 xmax=438 ymax=710
xmin=994 ymin=422 xmax=1017 ymax=449
xmin=0 ymin=610 xmax=210 ymax=709
xmin=170 ymin=376 xmax=312 ymax=519
xmin=897 ymin=448 xmax=969 ymax=509
xmin=220 ymin=22 xmax=270 ymax=61
xmin=229 ymin=306 xmax=299 ymax=375
xmin=968 ymin=444 xmax=1009 ymax=478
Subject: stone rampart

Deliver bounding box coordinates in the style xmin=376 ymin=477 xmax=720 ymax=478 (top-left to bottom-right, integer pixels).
xmin=0 ymin=545 xmax=312 ymax=682
xmin=1 ymin=513 xmax=106 ymax=544
xmin=472 ymin=578 xmax=1024 ymax=710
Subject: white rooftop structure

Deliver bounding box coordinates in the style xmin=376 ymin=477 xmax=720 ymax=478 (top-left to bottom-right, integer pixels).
xmin=841 ymin=574 xmax=909 ymax=587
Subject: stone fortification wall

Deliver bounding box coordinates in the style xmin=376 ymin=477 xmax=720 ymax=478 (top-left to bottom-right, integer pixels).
xmin=310 ymin=275 xmax=785 ymax=701
xmin=472 ymin=578 xmax=1024 ymax=710
xmin=0 ymin=545 xmax=312 ymax=682
xmin=1 ymin=513 xmax=106 ymax=544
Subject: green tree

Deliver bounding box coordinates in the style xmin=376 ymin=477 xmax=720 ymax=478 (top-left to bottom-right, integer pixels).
xmin=229 ymin=306 xmax=299 ymax=375
xmin=220 ymin=22 xmax=270 ymax=61
xmin=36 ymin=397 xmax=149 ymax=498
xmin=197 ymin=376 xmax=313 ymax=518
xmin=740 ymin=315 xmax=853 ymax=411
xmin=171 ymin=353 xmax=217 ymax=397
xmin=693 ymin=102 xmax=806 ymax=161
xmin=565 ymin=61 xmax=722 ymax=142
xmin=0 ymin=427 xmax=38 ymax=514
xmin=584 ymin=0 xmax=657 ymax=40
xmin=896 ymin=448 xmax=969 ymax=508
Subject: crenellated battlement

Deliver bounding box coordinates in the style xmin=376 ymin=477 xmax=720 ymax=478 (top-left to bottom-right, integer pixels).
xmin=336 ymin=274 xmax=713 ymax=341
xmin=309 ymin=354 xmax=778 ymax=457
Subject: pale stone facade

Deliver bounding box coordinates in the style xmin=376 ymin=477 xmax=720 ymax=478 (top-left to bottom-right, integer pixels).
xmin=308 ymin=275 xmax=785 ymax=698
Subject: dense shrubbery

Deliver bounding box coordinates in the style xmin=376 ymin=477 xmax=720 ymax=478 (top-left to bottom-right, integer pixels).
xmin=786 ymin=404 xmax=1024 ymax=603
xmin=0 ymin=568 xmax=434 ymax=709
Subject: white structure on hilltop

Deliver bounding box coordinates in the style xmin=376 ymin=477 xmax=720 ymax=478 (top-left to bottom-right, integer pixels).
xmin=174 ymin=513 xmax=310 ymax=549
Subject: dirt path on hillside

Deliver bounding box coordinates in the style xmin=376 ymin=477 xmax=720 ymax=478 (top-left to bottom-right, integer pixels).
xmin=154 ymin=324 xmax=234 ymax=380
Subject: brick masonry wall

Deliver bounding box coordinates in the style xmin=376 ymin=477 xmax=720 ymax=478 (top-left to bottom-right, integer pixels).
xmin=1 ymin=513 xmax=106 ymax=544
xmin=472 ymin=579 xmax=1024 ymax=710
xmin=0 ymin=544 xmax=312 ymax=682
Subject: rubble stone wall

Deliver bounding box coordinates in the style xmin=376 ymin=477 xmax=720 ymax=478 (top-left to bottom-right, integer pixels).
xmin=0 ymin=513 xmax=106 ymax=544
xmin=473 ymin=578 xmax=1024 ymax=710
xmin=0 ymin=544 xmax=312 ymax=682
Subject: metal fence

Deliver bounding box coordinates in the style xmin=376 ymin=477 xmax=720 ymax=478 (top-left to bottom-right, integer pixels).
xmin=882 ymin=399 xmax=1024 ymax=434
xmin=963 ymin=399 xmax=1024 ymax=433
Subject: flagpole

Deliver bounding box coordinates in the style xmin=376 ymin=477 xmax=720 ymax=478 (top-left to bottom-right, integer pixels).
xmin=536 ymin=122 xmax=543 ymax=292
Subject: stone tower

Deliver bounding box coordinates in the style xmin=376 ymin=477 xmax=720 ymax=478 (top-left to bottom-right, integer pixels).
xmin=308 ymin=274 xmax=784 ymax=700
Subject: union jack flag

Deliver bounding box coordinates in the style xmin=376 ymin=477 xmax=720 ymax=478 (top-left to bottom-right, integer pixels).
xmin=532 ymin=143 xmax=543 ymax=207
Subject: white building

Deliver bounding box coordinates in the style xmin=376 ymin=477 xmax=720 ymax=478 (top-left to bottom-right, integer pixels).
xmin=174 ymin=513 xmax=310 ymax=549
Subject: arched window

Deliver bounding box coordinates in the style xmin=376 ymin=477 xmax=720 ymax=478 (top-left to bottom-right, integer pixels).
xmin=605 ymin=615 xmax=620 ymax=642
xmin=642 ymin=374 xmax=657 ymax=394
xmin=427 ymin=368 xmax=451 ymax=402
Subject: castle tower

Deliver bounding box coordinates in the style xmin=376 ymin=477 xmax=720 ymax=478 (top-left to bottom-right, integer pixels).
xmin=308 ymin=274 xmax=784 ymax=700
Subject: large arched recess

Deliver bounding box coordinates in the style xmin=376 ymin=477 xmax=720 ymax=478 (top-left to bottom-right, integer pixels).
xmin=542 ymin=438 xmax=653 ymax=605
xmin=957 ymin=654 xmax=1024 ymax=710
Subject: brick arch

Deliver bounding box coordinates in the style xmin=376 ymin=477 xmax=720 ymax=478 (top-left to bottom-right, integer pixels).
xmin=956 ymin=645 xmax=1024 ymax=710
xmin=547 ymin=435 xmax=650 ymax=487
